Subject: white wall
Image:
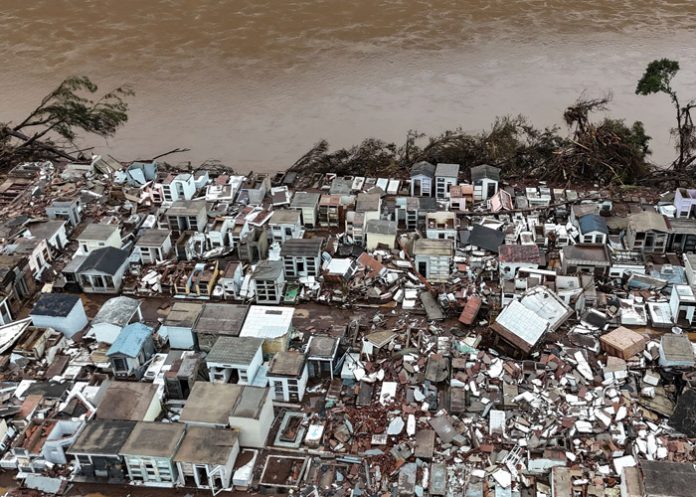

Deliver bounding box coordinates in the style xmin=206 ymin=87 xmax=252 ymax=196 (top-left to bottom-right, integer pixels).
xmin=365 ymin=232 xmax=395 ymax=251
xmin=162 ymin=326 xmax=196 ymax=350
xmin=268 ymin=365 xmax=308 ymax=403
xmin=228 ymin=390 xmax=273 ymax=448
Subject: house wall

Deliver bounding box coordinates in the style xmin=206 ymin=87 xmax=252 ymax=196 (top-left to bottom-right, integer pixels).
xmin=167 ymin=209 xmax=208 ymax=233
xmin=474 ymin=178 xmax=498 ymax=201
xmin=78 ymin=260 xmax=128 ymax=294
xmin=124 ymin=454 xmax=178 ymax=487
xmin=208 ymin=347 xmax=263 ymax=385
xmin=414 ymin=254 xmax=450 ymax=283
xmin=410 ymin=175 xmax=432 ymax=197
xmin=136 ymin=237 xmax=172 ymax=265
xmin=626 ymin=227 xmax=668 ymax=253
xmin=70 ymin=453 xmax=127 ymax=480
xmin=31 ymin=300 xmax=88 ymax=338
xmin=228 ymin=390 xmax=273 ymax=448
xmin=685 ymin=257 xmax=696 ymax=287
xmin=580 ymin=231 xmax=607 ymax=244
xmin=78 ymin=231 xmax=122 ymax=255
xmin=24 ymin=239 xmax=51 ymax=279
xmin=143 ymin=395 xmax=163 ymax=421
xmin=425 ymin=228 xmax=457 ymax=241
xmin=283 ymin=254 xmax=321 ymax=279
xmin=135 ymin=246 xmax=157 ymax=265
xmin=260 ymin=334 xmax=289 ymax=356
xmin=254 ymin=278 xmax=284 ymax=305
xmin=47 ymin=203 xmax=81 ymax=227
xmin=450 ymin=197 xmax=466 ymax=211
xmin=435 ymin=176 xmax=456 ymax=199
xmin=41 ymin=223 xmax=69 ymax=251
xmin=365 ymin=232 xmax=396 ymax=251
xmin=176 ymin=442 xmax=239 ymax=490
xmin=162 ymin=326 xmax=195 ymax=350
xmin=220 ymin=269 xmax=243 ymax=300
xmin=670 ymin=289 xmax=696 ymax=324
xmin=111 ymin=355 xmax=141 ymax=379
xmin=268 ymin=366 xmax=309 ymax=403
xmin=500 ymin=262 xmax=539 ymax=281
xmin=42 ymin=420 xmax=83 ymax=465
xmin=299 ymin=206 xmax=318 ymax=227
xmin=0 ymin=297 xmax=12 ymax=326
xmin=270 ymin=221 xmax=303 ymax=243
xmin=171 ymin=177 xmax=197 ymax=201
xmin=674 ymin=189 xmax=696 ymax=218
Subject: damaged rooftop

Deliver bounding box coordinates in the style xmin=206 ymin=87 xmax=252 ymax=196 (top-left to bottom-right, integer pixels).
xmin=0 ymin=158 xmax=694 ymax=496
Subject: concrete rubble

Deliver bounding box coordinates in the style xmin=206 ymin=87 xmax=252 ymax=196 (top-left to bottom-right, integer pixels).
xmin=0 ymin=158 xmax=693 ymax=496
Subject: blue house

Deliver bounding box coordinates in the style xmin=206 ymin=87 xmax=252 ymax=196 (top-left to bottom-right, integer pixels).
xmin=577 ymin=214 xmax=609 ymax=245
xmin=107 ymin=323 xmax=155 ymax=380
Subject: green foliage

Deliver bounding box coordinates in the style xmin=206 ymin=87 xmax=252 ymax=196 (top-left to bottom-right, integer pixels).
xmin=636 ymin=58 xmax=680 ymax=97
xmin=15 ymin=75 xmax=133 ymax=141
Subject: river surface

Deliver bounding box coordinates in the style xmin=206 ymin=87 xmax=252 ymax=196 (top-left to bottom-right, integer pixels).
xmin=1 ymin=1 xmax=696 ymax=173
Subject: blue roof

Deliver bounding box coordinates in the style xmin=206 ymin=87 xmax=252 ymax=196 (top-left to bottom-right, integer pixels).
xmin=107 ymin=322 xmax=152 ymax=357
xmin=578 ymin=214 xmax=608 ymax=235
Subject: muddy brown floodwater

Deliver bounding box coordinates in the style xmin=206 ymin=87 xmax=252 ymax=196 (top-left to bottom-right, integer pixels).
xmin=1 ymin=1 xmax=696 ymax=172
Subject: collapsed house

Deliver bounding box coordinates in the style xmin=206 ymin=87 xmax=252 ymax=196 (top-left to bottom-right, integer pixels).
xmin=0 ymin=159 xmax=695 ymax=497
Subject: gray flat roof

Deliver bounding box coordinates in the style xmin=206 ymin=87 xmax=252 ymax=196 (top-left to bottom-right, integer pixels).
xmin=307 ymin=335 xmax=338 ymax=359
xmin=366 ymin=219 xmax=397 ymax=235
xmin=414 ymin=239 xmax=454 ymax=256
xmin=136 ymin=229 xmax=171 ymax=246
xmin=280 ymin=238 xmax=324 ymax=257
xmin=26 ymin=221 xmax=65 ymax=239
xmin=96 ymin=382 xmax=159 ymax=422
xmin=174 ymin=426 xmax=239 ymax=465
xmin=252 ymin=260 xmax=284 ymax=280
xmin=194 ymin=303 xmax=248 ymax=336
xmin=435 ymin=163 xmax=460 ymax=178
xmin=269 ymin=210 xmax=301 ymax=224
xmin=164 ymin=301 xmax=204 ymax=328
xmin=206 ymin=336 xmax=263 ymax=365
xmin=268 ymin=351 xmax=306 ymax=377
xmin=356 ymin=192 xmax=381 ymax=213
xmin=230 ymin=386 xmax=268 ymax=419
xmin=166 ymin=200 xmax=207 ymax=216
xmin=180 ymin=382 xmax=243 ymax=425
xmin=290 ymin=192 xmax=321 ymax=208
xmin=77 ymin=223 xmax=119 ymax=241
xmin=120 ymin=422 xmax=185 ymax=458
xmin=68 ymin=420 xmax=136 ymax=455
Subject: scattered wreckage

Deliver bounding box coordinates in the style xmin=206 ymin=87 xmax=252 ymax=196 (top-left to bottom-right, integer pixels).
xmin=0 ymin=158 xmax=693 ymax=496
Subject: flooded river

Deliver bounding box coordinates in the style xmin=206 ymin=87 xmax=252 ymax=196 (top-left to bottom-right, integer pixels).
xmin=1 ymin=0 xmax=696 ymax=172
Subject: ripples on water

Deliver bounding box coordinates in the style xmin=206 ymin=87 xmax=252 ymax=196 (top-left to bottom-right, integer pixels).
xmin=1 ymin=0 xmax=696 ymax=169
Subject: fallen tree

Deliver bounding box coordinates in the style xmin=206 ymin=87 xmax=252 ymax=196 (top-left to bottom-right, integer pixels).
xmin=288 ymin=100 xmax=653 ymax=186
xmin=0 ymin=76 xmax=133 ymax=170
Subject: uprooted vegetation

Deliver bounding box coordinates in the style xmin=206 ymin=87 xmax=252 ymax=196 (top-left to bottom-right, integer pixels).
xmin=289 ymin=97 xmax=656 ymax=187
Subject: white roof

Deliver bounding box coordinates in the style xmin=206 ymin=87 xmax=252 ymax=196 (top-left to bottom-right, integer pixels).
xmin=326 ymin=258 xmax=353 ymax=274
xmin=519 ymin=287 xmax=572 ymax=329
xmin=240 ymin=305 xmax=294 ymax=339
xmin=495 ymin=300 xmax=549 ymax=347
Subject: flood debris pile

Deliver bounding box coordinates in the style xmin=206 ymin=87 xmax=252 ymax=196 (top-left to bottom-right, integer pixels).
xmin=0 ymin=157 xmax=694 ymax=496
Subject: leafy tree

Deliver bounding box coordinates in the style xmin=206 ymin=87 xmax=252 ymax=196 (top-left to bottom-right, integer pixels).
xmin=0 ymin=76 xmax=133 ymax=167
xmin=636 ymin=58 xmax=695 ymax=174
